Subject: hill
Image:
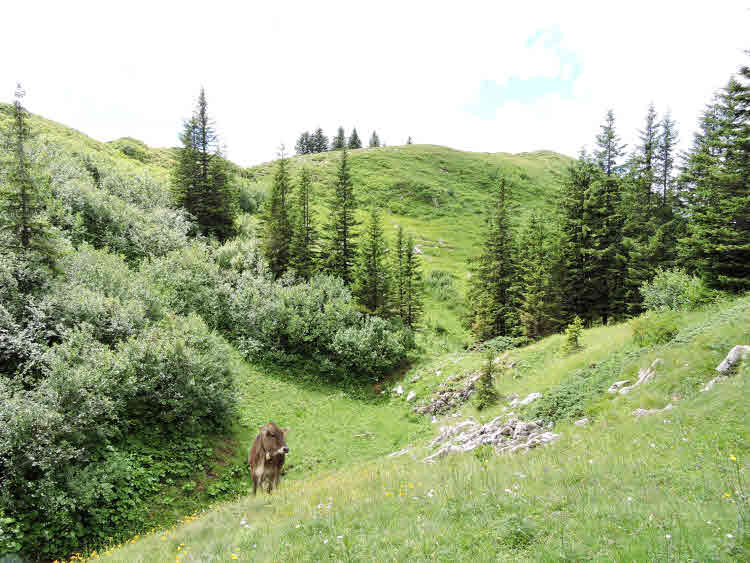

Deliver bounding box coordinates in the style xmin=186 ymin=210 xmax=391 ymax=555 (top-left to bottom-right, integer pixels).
xmin=93 ymin=293 xmax=750 ymax=561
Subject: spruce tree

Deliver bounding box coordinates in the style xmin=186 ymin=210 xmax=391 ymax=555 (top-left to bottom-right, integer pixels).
xmin=331 ymin=126 xmax=346 ymax=150
xmin=595 ymin=109 xmax=626 ymax=177
xmin=558 ymin=150 xmax=592 ymax=324
xmin=517 ymin=212 xmax=556 ymax=339
xmin=353 ymin=208 xmax=390 ymax=315
xmin=263 ymin=147 xmax=293 ymax=277
xmin=289 ymin=167 xmax=317 ymax=279
xmin=656 ymin=111 xmax=679 ymax=206
xmin=402 ymin=233 xmax=424 ymax=328
xmin=467 ymin=176 xmax=517 ymax=339
xmin=392 ymin=225 xmax=407 ymax=321
xmin=295 ymin=131 xmax=312 ymax=155
xmin=172 ymin=87 xmax=235 ymax=241
xmin=369 ymin=131 xmax=380 ymax=148
xmin=406 ymin=136 xmax=413 ymax=145
xmin=323 ymin=149 xmax=358 ymax=284
xmin=637 ymin=103 xmax=659 ymax=204
xmin=348 ymin=128 xmax=362 ymax=149
xmin=0 ymin=83 xmax=55 ymax=265
xmin=679 ymin=65 xmax=750 ymax=292
xmin=311 ymin=128 xmax=329 ymax=153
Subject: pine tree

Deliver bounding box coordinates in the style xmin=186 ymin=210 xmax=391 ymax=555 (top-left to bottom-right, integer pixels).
xmin=172 ymin=87 xmax=235 ymax=241
xmin=369 ymin=131 xmax=380 ymax=148
xmin=295 ymin=131 xmax=312 ymax=155
xmin=289 ymin=167 xmax=317 ymax=279
xmin=595 ymin=109 xmax=626 ymax=177
xmin=353 ymin=208 xmax=390 ymax=315
xmin=348 ymin=128 xmax=362 ymax=149
xmin=263 ymin=147 xmax=293 ymax=277
xmin=475 ymin=353 xmax=499 ymax=410
xmin=558 ymin=150 xmax=594 ymax=323
xmin=323 ymin=149 xmax=358 ymax=284
xmin=392 ymin=225 xmax=407 ymax=320
xmin=679 ymin=64 xmax=750 ymax=292
xmin=331 ymin=126 xmax=346 ymax=150
xmin=517 ymin=212 xmax=556 ymax=339
xmin=311 ymin=128 xmax=329 ymax=153
xmin=0 ymin=83 xmax=55 ymax=265
xmin=656 ymin=111 xmax=679 ymax=207
xmin=406 ymin=136 xmax=413 ymax=145
xmin=467 ymin=176 xmax=517 ymax=339
xmin=402 ymin=233 xmax=424 ymax=328
xmin=637 ymin=103 xmax=659 ymax=204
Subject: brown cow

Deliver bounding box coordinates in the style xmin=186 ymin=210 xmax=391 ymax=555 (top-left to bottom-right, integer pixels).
xmin=248 ymin=422 xmax=290 ymax=495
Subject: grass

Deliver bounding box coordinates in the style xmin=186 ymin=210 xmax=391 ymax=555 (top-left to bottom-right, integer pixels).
xmin=90 ymin=294 xmax=750 ymax=562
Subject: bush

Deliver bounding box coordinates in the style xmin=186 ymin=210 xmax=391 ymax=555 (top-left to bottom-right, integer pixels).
xmin=237 ymin=182 xmax=267 ymax=214
xmin=561 ymin=316 xmax=584 ymax=355
xmin=477 ymin=335 xmax=529 ymax=354
xmin=630 ymin=311 xmax=680 ymax=347
xmin=640 ymin=268 xmax=716 ymax=312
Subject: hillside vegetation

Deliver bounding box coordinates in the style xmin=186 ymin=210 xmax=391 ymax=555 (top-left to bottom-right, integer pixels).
xmin=94 ymin=294 xmax=750 ymax=562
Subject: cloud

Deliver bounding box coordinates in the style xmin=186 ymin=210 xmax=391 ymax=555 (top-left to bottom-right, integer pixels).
xmin=1 ymin=1 xmax=747 ymax=165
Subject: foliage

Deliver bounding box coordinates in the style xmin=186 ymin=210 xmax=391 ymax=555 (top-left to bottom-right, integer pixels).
xmin=353 ymin=208 xmax=391 ymax=315
xmin=425 ymin=269 xmax=459 ymax=303
xmin=262 ymin=150 xmax=293 ymax=277
xmin=629 ymin=310 xmax=680 ymax=347
xmin=236 ymin=181 xmax=266 ymax=214
xmin=289 ymin=167 xmax=317 ymax=280
xmin=331 ymin=126 xmax=346 ymax=150
xmin=561 ymin=315 xmax=584 ymax=355
xmin=476 ymin=335 xmax=529 ymax=354
xmin=323 ymin=149 xmax=358 ymax=284
xmin=640 ymin=268 xmax=715 ymax=312
xmin=348 ymin=128 xmax=362 ymax=149
xmin=475 ymin=354 xmax=498 ymax=410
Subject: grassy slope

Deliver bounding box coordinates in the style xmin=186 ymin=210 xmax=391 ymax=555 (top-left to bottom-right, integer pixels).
xmin=92 ymin=295 xmax=750 ymax=562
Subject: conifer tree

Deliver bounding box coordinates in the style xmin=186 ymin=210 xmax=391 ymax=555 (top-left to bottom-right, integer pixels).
xmin=517 ymin=213 xmax=556 ymax=339
xmin=406 ymin=136 xmax=413 ymax=145
xmin=348 ymin=128 xmax=362 ymax=149
xmin=323 ymin=149 xmax=358 ymax=284
xmin=656 ymin=111 xmax=679 ymax=206
xmin=311 ymin=128 xmax=328 ymax=153
xmin=369 ymin=131 xmax=380 ymax=148
xmin=595 ymin=109 xmax=626 ymax=177
xmin=679 ymin=64 xmax=750 ymax=292
xmin=289 ymin=167 xmax=317 ymax=279
xmin=637 ymin=103 xmax=659 ymax=204
xmin=392 ymin=225 xmax=407 ymax=320
xmin=353 ymin=208 xmax=390 ymax=315
xmin=331 ymin=126 xmax=346 ymax=150
xmin=295 ymin=131 xmax=312 ymax=155
xmin=263 ymin=147 xmax=293 ymax=277
xmin=402 ymin=233 xmax=424 ymax=328
xmin=558 ymin=151 xmax=594 ymax=323
xmin=0 ymin=83 xmax=55 ymax=265
xmin=172 ymin=87 xmax=235 ymax=241
xmin=467 ymin=176 xmax=517 ymax=339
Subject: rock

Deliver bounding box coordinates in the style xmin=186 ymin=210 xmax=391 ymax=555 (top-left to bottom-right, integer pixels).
xmin=423 ymin=416 xmax=560 ymax=463
xmin=393 ymin=385 xmax=404 ymax=395
xmin=406 ymin=391 xmax=416 ymax=402
xmin=410 ymin=376 xmax=421 ymax=383
xmin=607 ymin=380 xmax=631 ymax=394
xmin=388 ymin=448 xmax=409 ymax=458
xmin=414 ymin=373 xmax=480 ymax=416
xmin=632 ymin=403 xmax=674 ymax=417
xmin=574 ymin=418 xmax=589 ymax=426
xmin=716 ymin=345 xmax=750 ymax=374
xmin=700 ymin=376 xmax=727 ymax=393
xmin=616 ymin=358 xmax=663 ymax=394
xmin=519 ymin=392 xmax=542 ymax=406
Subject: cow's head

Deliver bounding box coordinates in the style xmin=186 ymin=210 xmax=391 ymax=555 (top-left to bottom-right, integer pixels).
xmin=259 ymin=422 xmax=290 ymax=458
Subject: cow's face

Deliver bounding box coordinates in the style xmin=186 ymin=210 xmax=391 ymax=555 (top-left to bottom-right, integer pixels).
xmin=260 ymin=423 xmax=290 ymax=457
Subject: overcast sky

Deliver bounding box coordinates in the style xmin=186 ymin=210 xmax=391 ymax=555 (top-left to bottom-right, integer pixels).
xmin=2 ymin=1 xmax=748 ymax=166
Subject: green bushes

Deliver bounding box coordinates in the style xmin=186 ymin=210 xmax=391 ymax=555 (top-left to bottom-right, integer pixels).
xmin=0 ymin=315 xmax=234 ymax=558
xmin=630 ymin=311 xmax=680 ymax=347
xmin=640 ymin=268 xmax=716 ymax=312
xmin=237 ymin=182 xmax=266 ymax=214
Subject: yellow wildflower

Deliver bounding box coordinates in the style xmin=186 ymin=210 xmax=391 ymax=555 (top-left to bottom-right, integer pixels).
xmin=730 ymin=455 xmax=737 ymax=462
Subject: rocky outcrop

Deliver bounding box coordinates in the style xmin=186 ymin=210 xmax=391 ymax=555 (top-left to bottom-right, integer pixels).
xmin=414 ymin=373 xmax=480 ymax=415
xmin=608 ymin=358 xmax=663 ymax=395
xmin=632 ymin=403 xmax=674 ymax=417
xmin=509 ymin=392 xmax=541 ymax=408
xmin=701 ymin=345 xmax=750 ymax=392
xmin=423 ymin=416 xmax=559 ymax=463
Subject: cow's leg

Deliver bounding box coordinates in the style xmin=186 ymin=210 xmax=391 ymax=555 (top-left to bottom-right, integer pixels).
xmin=252 ymin=475 xmax=258 ymax=496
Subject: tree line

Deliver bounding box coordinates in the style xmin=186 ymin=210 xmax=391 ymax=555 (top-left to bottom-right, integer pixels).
xmin=295 ymin=126 xmax=413 ymax=155
xmin=468 ymin=53 xmax=749 ymax=342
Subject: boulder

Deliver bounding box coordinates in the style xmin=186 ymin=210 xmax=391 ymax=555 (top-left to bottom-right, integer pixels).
xmin=574 ymin=418 xmax=589 ymax=426
xmin=393 ymin=385 xmax=404 ymax=395
xmin=632 ymin=403 xmax=673 ymax=417
xmin=406 ymin=391 xmax=416 ymax=402
xmin=716 ymin=345 xmax=750 ymax=374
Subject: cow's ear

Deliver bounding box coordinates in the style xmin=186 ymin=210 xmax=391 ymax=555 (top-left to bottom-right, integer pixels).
xmin=282 ymin=428 xmax=290 ymax=435
xmin=259 ymin=426 xmax=265 ymax=433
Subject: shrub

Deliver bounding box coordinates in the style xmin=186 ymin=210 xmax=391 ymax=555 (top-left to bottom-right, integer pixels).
xmin=475 ymin=354 xmax=499 ymax=410
xmin=561 ymin=316 xmax=584 ymax=355
xmin=630 ymin=311 xmax=680 ymax=347
xmin=477 ymin=335 xmax=529 ymax=354
xmin=640 ymin=268 xmax=716 ymax=312
xmin=237 ymin=182 xmax=267 ymax=214
xmin=425 ymin=270 xmax=459 ymax=302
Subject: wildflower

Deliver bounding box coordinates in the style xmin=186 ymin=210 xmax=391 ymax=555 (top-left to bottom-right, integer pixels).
xmin=730 ymin=455 xmax=737 ymax=462
xmin=385 ymin=492 xmax=393 ymax=497
xmin=323 ymin=539 xmax=329 ymax=544
xmin=723 ymin=492 xmax=732 ymax=498
xmin=665 ymin=534 xmax=672 ymax=539
xmin=231 ymin=555 xmax=239 ymax=560
xmin=627 ymin=497 xmax=633 ymax=502
xmin=727 ymin=533 xmax=734 ymax=539
xmin=337 ymin=536 xmax=343 ymax=540
xmin=295 ymin=524 xmax=301 ymax=529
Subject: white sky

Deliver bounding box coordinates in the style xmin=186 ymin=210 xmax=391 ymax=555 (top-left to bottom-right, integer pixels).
xmin=2 ymin=1 xmax=748 ymax=166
